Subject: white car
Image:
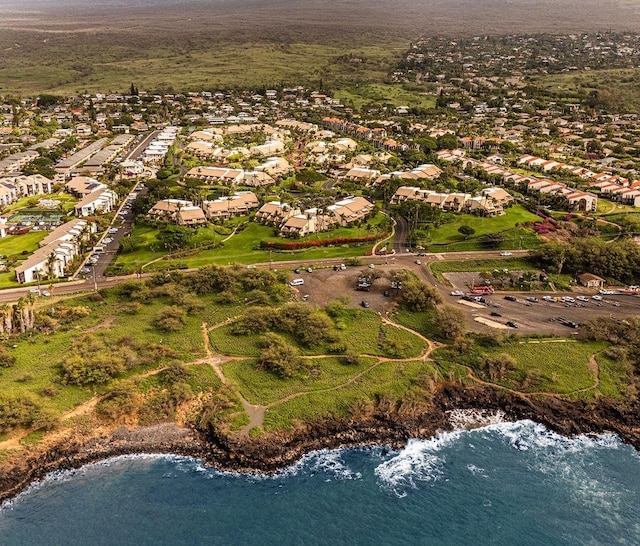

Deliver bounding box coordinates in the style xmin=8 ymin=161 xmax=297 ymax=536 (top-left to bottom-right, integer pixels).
xmin=591 ymin=295 xmax=603 ymax=301
xmin=542 ymin=296 xmax=555 ymax=302
xmin=109 ymin=228 xmax=119 ymax=234
xmin=415 ymin=260 xmax=422 ymax=265
xmin=500 ymin=251 xmax=513 ymax=256
xmin=368 ymin=264 xmax=375 ymax=269
xmin=576 ymin=296 xmax=590 ymax=302
xmin=450 ymin=290 xmax=464 ymax=297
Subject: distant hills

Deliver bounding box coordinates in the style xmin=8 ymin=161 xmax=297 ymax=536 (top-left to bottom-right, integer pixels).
xmin=1 ymin=0 xmax=639 ymax=95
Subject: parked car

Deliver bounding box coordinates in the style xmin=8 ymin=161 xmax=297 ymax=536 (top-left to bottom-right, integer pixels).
xmin=506 ymin=321 xmax=519 ymax=328
xmin=368 ymin=264 xmax=375 ymax=269
xmin=306 ymin=267 xmax=313 ymax=273
xmin=504 ymin=295 xmax=517 ymax=302
xmin=450 ymin=290 xmax=464 ymax=297
xmin=542 ymin=296 xmax=555 ymax=302
xmin=383 ymin=290 xmax=391 ymax=297
xmin=500 ymin=251 xmax=513 ymax=256
xmin=340 ymin=264 xmax=346 ymax=270
xmin=417 ymin=252 xmax=427 ymax=257
xmin=41 ymin=291 xmax=51 ymax=297
xmin=525 ymin=297 xmax=538 ymax=303
xmin=591 ymin=295 xmax=603 ymax=301
xmin=294 ymin=268 xmax=301 ymax=274
xmin=361 ymin=300 xmax=369 ymax=308
xmin=490 ymin=311 xmax=502 ymax=317
xmin=415 ymin=260 xmax=421 ymax=265
xmin=576 ymin=296 xmax=590 ymax=302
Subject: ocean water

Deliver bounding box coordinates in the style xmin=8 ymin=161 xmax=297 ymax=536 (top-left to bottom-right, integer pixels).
xmin=1 ymin=420 xmax=640 ymax=546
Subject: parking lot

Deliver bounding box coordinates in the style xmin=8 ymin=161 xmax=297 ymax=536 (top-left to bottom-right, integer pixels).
xmin=447 ymin=291 xmax=640 ymax=335
xmin=287 ymin=264 xmax=401 ymax=314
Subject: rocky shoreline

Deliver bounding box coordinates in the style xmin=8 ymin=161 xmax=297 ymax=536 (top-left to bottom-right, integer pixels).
xmin=1 ymin=383 xmax=639 ymax=504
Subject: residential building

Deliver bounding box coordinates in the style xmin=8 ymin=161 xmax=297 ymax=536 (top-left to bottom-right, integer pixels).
xmin=74 ymin=188 xmax=118 ymax=217
xmin=255 ymin=201 xmax=301 ymax=226
xmin=203 ymin=191 xmax=259 ymax=219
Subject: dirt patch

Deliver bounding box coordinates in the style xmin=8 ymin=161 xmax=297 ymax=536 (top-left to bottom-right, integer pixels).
xmin=290 ymin=265 xmax=400 ymax=314
xmin=85 ymin=315 xmax=116 ymax=333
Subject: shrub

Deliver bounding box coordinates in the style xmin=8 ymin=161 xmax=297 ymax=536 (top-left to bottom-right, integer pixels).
xmin=155 ymin=306 xmax=187 ymax=332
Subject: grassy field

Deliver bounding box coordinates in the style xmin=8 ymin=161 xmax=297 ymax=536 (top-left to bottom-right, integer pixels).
xmin=0 ymin=290 xmax=217 ymax=427
xmin=0 ymin=231 xmax=49 ymax=290
xmin=223 ymin=356 xmax=379 ymax=406
xmin=425 ymin=205 xmax=541 ymax=252
xmin=531 ymin=68 xmax=640 ymax=113
xmin=429 ymin=257 xmax=535 ymax=279
xmin=481 ymin=340 xmax=610 ymax=396
xmin=209 ymin=308 xmax=426 ymax=359
xmin=114 ymin=219 xmax=387 ymax=271
xmin=0 ymin=39 xmax=403 ymax=96
xmin=0 ymin=231 xmax=47 ymax=258
xmin=262 ymin=359 xmax=435 ymax=430
xmin=335 ymin=83 xmax=436 ymax=109
xmin=3 ymin=194 xmax=78 ymax=214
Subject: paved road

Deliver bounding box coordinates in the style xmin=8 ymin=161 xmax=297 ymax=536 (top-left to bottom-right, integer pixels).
xmin=393 ymin=216 xmax=409 ymax=253
xmin=0 ymin=249 xmax=530 ymax=303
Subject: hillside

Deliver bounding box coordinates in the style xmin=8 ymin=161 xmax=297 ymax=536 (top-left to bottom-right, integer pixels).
xmin=1 ymin=0 xmax=640 ymax=94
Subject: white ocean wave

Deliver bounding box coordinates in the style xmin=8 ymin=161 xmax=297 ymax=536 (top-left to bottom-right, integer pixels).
xmin=374 ymin=420 xmax=629 ymax=498
xmin=446 ymin=408 xmax=507 ymax=430
xmin=374 ymin=432 xmax=463 ymax=495
xmin=485 ymin=420 xmax=622 ymax=454
xmin=274 ymin=448 xmax=362 ymax=482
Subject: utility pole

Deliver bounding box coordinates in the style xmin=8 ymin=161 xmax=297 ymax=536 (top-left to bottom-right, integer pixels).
xmin=92 ymin=264 xmax=98 ymax=292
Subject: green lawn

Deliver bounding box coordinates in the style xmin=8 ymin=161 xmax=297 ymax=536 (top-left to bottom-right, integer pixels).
xmin=0 ymin=231 xmax=49 ymax=289
xmin=114 ymin=218 xmax=387 ymax=272
xmin=425 ymin=205 xmax=541 ymax=252
xmin=429 ymin=257 xmax=536 ymax=284
xmin=0 ymin=231 xmax=47 ymax=258
xmin=2 ymin=193 xmax=78 ymax=214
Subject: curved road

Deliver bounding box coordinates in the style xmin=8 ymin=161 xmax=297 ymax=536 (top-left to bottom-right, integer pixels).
xmin=393 ymin=216 xmax=409 ymax=252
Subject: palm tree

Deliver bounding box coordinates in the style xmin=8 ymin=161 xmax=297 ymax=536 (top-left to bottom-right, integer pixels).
xmin=45 ymin=251 xmax=58 ymax=280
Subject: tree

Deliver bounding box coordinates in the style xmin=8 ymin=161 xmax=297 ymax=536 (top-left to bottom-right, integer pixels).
xmin=458 ymin=225 xmax=476 ymax=239
xmin=402 ymin=279 xmax=442 ymax=312
xmin=257 ymin=333 xmax=303 ymax=378
xmin=435 ymin=306 xmax=466 ymax=340
xmin=157 ymin=225 xmax=192 ymax=251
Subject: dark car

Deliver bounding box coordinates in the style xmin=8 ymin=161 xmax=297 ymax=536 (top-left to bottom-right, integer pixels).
xmin=490 ymin=311 xmax=502 ymax=317
xmin=504 ymin=295 xmax=517 ymax=302
xmin=383 ymin=290 xmax=391 ymax=297
xmin=361 ymin=300 xmax=369 ymax=308
xmin=506 ymin=321 xmax=519 ymax=328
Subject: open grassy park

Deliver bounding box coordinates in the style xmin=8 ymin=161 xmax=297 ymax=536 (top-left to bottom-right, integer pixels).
xmin=111 ymin=215 xmax=389 ymax=273
xmin=424 ymin=205 xmax=541 ymax=252
xmin=0 ymin=259 xmax=635 ymax=451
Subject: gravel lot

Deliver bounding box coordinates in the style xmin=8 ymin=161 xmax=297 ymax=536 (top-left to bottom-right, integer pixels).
xmin=288 ymin=265 xmax=400 ymax=314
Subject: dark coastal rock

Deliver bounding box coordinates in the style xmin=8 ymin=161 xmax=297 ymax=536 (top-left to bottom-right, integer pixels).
xmin=2 ymin=385 xmax=640 ymax=503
